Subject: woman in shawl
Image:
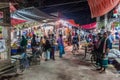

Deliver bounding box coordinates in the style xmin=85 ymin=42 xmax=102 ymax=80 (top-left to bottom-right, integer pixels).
xmin=57 ymin=34 xmax=65 ymax=58
xmin=97 ymin=32 xmax=110 ymax=73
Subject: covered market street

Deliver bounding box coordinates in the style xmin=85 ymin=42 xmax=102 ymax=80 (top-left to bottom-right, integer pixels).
xmin=10 ymin=46 xmax=120 ymax=80
xmin=1 ymin=0 xmax=120 ymax=80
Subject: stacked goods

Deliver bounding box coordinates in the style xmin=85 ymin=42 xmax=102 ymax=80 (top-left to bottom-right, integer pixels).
xmin=11 ymin=42 xmax=18 ymax=54
xmin=11 ymin=42 xmax=18 ymax=49
xmin=27 ymin=40 xmax=31 ymax=49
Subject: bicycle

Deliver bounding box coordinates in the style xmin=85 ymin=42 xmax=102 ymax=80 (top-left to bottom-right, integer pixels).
xmin=90 ymin=50 xmax=100 ymax=68
xmin=71 ymin=44 xmax=79 ymax=55
xmin=30 ymin=46 xmax=43 ymax=65
xmin=11 ymin=55 xmax=28 ymax=73
xmin=81 ymin=43 xmax=98 ymax=67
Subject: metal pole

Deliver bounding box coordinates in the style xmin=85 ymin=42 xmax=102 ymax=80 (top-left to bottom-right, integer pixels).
xmin=104 ymin=13 xmax=108 ymax=31
xmin=118 ymin=15 xmax=120 ymax=51
xmin=96 ymin=17 xmax=100 ymax=31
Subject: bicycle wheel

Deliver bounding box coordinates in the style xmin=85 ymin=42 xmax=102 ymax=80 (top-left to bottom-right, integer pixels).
xmin=37 ymin=55 xmax=41 ymax=65
xmin=19 ymin=59 xmax=25 ymax=72
xmin=31 ymin=53 xmax=41 ymax=65
xmin=71 ymin=49 xmax=75 ymax=54
xmin=91 ymin=52 xmax=97 ymax=68
xmin=72 ymin=44 xmax=77 ymax=55
xmin=19 ymin=64 xmax=25 ymax=72
xmin=36 ymin=50 xmax=41 ymax=64
xmin=14 ymin=59 xmax=25 ymax=73
xmin=31 ymin=56 xmax=37 ymax=65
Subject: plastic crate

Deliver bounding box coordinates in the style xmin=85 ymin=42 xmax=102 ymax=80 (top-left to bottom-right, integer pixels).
xmin=11 ymin=49 xmax=17 ymax=55
xmin=27 ymin=45 xmax=31 ymax=49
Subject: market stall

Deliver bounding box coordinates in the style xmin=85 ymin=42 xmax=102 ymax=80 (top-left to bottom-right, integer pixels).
xmin=10 ymin=7 xmax=56 ymax=37
xmin=81 ymin=22 xmax=96 ymax=30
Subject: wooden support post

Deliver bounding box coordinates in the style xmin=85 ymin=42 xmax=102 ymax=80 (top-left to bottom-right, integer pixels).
xmin=0 ymin=0 xmax=11 ymax=70
xmin=2 ymin=7 xmax=11 ymax=59
xmin=2 ymin=7 xmax=11 ymax=60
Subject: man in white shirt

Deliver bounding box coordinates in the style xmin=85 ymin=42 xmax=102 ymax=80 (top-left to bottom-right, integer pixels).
xmin=36 ymin=36 xmax=40 ymax=46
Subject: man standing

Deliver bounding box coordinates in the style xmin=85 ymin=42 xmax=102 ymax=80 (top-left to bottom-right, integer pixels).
xmin=50 ymin=34 xmax=55 ymax=60
xmin=20 ymin=35 xmax=28 ymax=51
xmin=31 ymin=34 xmax=37 ymax=54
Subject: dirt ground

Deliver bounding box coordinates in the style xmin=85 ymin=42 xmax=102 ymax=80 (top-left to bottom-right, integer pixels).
xmin=10 ymin=46 xmax=120 ymax=80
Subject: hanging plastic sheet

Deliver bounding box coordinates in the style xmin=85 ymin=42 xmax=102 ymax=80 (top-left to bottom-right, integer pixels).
xmin=88 ymin=0 xmax=120 ymax=18
xmin=67 ymin=19 xmax=80 ymax=27
xmin=81 ymin=22 xmax=96 ymax=30
xmin=0 ymin=18 xmax=27 ymax=26
xmin=11 ymin=18 xmax=27 ymax=26
xmin=11 ymin=7 xmax=55 ymax=22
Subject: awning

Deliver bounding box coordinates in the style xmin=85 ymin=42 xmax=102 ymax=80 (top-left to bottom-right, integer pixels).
xmin=11 ymin=7 xmax=55 ymax=22
xmin=81 ymin=22 xmax=96 ymax=30
xmin=88 ymin=0 xmax=120 ymax=18
xmin=11 ymin=18 xmax=27 ymax=26
xmin=67 ymin=19 xmax=80 ymax=27
xmin=0 ymin=18 xmax=27 ymax=26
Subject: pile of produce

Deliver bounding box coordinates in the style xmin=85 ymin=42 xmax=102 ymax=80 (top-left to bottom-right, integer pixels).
xmin=11 ymin=42 xmax=18 ymax=49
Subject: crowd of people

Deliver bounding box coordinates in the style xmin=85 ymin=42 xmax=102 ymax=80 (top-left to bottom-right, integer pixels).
xmin=84 ymin=30 xmax=115 ymax=73
xmin=15 ymin=27 xmax=118 ymax=73
xmin=18 ymin=30 xmax=66 ymax=62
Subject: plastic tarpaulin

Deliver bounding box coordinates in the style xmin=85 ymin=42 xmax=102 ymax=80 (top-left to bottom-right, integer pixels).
xmin=81 ymin=22 xmax=96 ymax=30
xmin=67 ymin=19 xmax=80 ymax=27
xmin=88 ymin=0 xmax=120 ymax=18
xmin=11 ymin=7 xmax=55 ymax=22
xmin=0 ymin=18 xmax=27 ymax=26
xmin=11 ymin=18 xmax=27 ymax=26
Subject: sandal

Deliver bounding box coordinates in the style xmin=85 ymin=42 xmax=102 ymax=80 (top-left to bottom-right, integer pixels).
xmin=99 ymin=70 xmax=106 ymax=73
